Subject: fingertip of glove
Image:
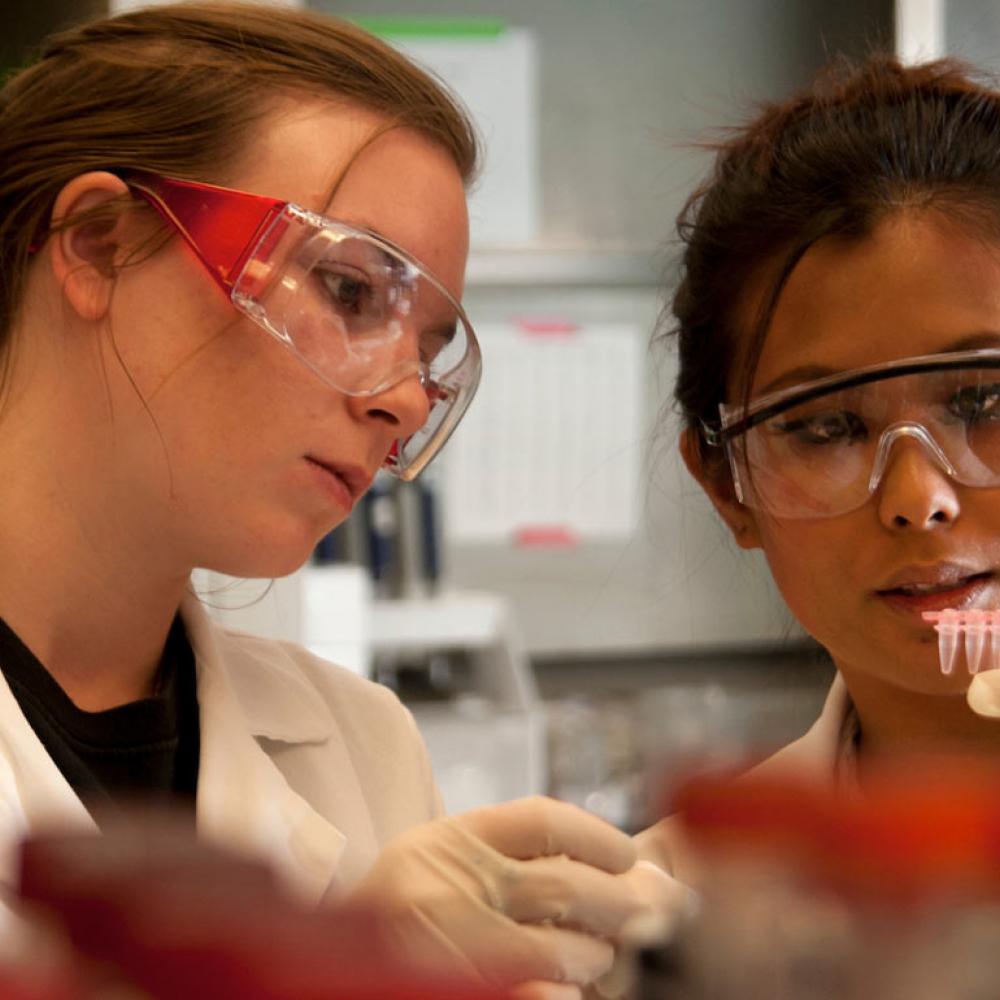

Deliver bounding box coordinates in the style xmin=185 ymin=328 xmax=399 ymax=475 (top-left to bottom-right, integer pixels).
xmin=967 ymin=673 xmax=1000 ymax=718
xmin=617 ymin=861 xmax=699 ymax=947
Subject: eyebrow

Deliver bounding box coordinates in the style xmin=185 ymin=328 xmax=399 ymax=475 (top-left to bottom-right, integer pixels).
xmin=757 ymin=332 xmax=1000 ymax=395
xmin=338 ymin=216 xmax=381 ymax=236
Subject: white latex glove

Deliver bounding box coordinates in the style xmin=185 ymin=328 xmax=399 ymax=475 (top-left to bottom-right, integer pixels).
xmin=344 ymin=796 xmax=648 ymax=997
xmin=592 ymin=860 xmax=700 ymax=999
xmin=968 ymin=670 xmax=1000 ymax=717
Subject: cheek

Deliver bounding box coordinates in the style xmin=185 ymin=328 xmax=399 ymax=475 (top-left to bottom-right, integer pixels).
xmin=966 ymin=488 xmax=1000 ymax=534
xmin=108 ymin=253 xmax=348 ymax=486
xmin=109 ymin=253 xmax=236 ymax=393
xmin=159 ymin=325 xmax=316 ymax=443
xmin=755 ymin=520 xmax=857 ymax=636
xmin=120 ymin=312 xmax=318 ymax=484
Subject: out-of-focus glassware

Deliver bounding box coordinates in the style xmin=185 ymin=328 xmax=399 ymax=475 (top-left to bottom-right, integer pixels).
xmin=640 ymin=759 xmax=1000 ymax=1000
xmin=546 ymin=695 xmax=642 ymax=829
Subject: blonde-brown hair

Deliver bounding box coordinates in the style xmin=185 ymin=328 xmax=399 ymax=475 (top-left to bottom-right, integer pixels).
xmin=0 ymin=1 xmax=478 ymax=355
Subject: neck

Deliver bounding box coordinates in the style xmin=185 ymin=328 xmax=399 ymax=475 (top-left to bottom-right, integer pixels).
xmin=0 ymin=514 xmax=189 ymax=711
xmin=0 ymin=338 xmax=191 ymax=712
xmin=843 ymin=669 xmax=1000 ymax=763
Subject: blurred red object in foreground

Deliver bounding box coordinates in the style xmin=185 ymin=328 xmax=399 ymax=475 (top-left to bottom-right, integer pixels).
xmin=672 ymin=755 xmax=1000 ymax=905
xmin=18 ymin=823 xmax=504 ymax=1000
xmin=0 ymin=966 xmax=79 ymax=1000
xmin=635 ymin=758 xmax=1000 ymax=999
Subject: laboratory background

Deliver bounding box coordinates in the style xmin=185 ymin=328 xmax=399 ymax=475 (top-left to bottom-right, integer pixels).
xmin=5 ymin=0 xmax=993 ymax=834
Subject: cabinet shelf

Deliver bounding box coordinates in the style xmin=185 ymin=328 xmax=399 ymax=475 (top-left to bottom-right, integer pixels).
xmin=371 ymin=591 xmax=511 ymax=651
xmin=465 ymin=248 xmax=667 ymax=288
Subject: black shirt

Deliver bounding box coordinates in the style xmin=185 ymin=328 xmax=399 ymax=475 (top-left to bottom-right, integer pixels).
xmin=0 ymin=615 xmax=200 ymax=826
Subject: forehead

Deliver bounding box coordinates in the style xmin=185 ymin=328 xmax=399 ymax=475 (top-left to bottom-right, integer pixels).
xmin=751 ymin=212 xmax=1000 ymax=396
xmin=223 ymin=97 xmax=469 ymax=296
xmin=225 ymin=97 xmax=383 ymax=204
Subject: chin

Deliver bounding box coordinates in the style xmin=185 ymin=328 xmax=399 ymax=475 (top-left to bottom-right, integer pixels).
xmin=200 ymin=527 xmax=323 ymax=581
xmin=889 ymin=668 xmax=972 ymax=699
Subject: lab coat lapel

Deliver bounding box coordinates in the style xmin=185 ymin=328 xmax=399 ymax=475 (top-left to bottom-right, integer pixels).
xmin=183 ymin=597 xmax=347 ymax=907
xmin=0 ymin=669 xmax=96 ymax=889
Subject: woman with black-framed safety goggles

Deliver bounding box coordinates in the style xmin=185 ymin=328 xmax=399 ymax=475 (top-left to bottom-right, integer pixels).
xmin=704 ymin=349 xmax=1000 ymax=519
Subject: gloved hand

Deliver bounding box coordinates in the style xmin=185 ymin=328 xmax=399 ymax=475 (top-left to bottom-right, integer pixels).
xmin=968 ymin=670 xmax=1000 ymax=717
xmin=343 ymin=796 xmax=651 ymax=998
xmin=591 ymin=860 xmax=700 ymax=999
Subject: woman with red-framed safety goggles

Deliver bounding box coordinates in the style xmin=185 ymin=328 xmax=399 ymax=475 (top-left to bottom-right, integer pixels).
xmin=122 ymin=170 xmax=481 ymax=481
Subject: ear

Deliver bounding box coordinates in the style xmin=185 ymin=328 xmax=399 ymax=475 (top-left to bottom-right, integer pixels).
xmin=46 ymin=171 xmax=132 ymax=322
xmin=680 ymin=426 xmax=762 ymax=550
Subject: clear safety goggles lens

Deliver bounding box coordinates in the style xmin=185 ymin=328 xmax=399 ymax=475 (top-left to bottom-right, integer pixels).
xmin=230 ymin=205 xmax=480 ymax=480
xmin=715 ymin=352 xmax=1000 ymax=519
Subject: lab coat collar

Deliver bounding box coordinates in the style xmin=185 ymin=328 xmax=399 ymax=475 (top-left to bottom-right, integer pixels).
xmin=180 ymin=590 xmax=347 ymax=905
xmin=0 ymin=667 xmax=97 ymax=835
xmin=0 ymin=597 xmax=348 ymax=905
xmin=180 ymin=591 xmax=334 ymax=745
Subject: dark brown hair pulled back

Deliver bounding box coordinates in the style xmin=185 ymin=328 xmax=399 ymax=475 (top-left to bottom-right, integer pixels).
xmin=670 ymin=53 xmax=1000 ymax=462
xmin=0 ymin=1 xmax=478 ymax=375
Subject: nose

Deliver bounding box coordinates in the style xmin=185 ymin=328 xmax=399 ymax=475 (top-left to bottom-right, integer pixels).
xmin=874 ymin=432 xmax=960 ymax=530
xmin=346 ymin=318 xmax=433 ymax=434
xmin=347 ymin=368 xmax=431 ymax=442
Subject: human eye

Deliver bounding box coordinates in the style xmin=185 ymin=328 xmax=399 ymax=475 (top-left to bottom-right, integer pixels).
xmin=949 ymin=382 xmax=1000 ymax=423
xmin=771 ymin=410 xmax=868 ymax=445
xmin=314 ymin=266 xmax=376 ymax=320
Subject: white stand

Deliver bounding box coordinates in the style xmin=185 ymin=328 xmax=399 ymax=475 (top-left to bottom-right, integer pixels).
xmin=372 ymin=591 xmax=546 ymax=814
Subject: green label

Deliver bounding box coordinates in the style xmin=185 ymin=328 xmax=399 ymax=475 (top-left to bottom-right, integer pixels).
xmin=352 ymin=17 xmax=506 ymax=40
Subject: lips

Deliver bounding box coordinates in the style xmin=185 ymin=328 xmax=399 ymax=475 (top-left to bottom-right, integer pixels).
xmin=882 ymin=574 xmax=992 ymax=598
xmin=304 ymin=457 xmax=372 ymax=502
xmin=875 ymin=565 xmax=996 ymax=615
xmin=877 ymin=563 xmax=992 ymax=593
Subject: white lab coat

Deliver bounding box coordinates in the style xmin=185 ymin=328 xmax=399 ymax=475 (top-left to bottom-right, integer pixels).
xmin=0 ymin=590 xmax=442 ymax=906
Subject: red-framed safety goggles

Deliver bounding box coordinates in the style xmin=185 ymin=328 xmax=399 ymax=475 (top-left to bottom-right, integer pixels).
xmin=121 ymin=170 xmax=480 ymax=480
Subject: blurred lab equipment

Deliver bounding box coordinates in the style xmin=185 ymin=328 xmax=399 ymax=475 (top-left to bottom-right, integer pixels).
xmin=634 ymin=684 xmax=753 ymax=809
xmin=540 ymin=651 xmax=832 ymax=834
xmin=546 ymin=694 xmax=642 ymax=830
xmin=372 ymin=591 xmax=546 ymax=814
xmin=638 ymin=761 xmax=1000 ymax=1000
xmin=316 ymin=472 xmax=442 ymax=600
